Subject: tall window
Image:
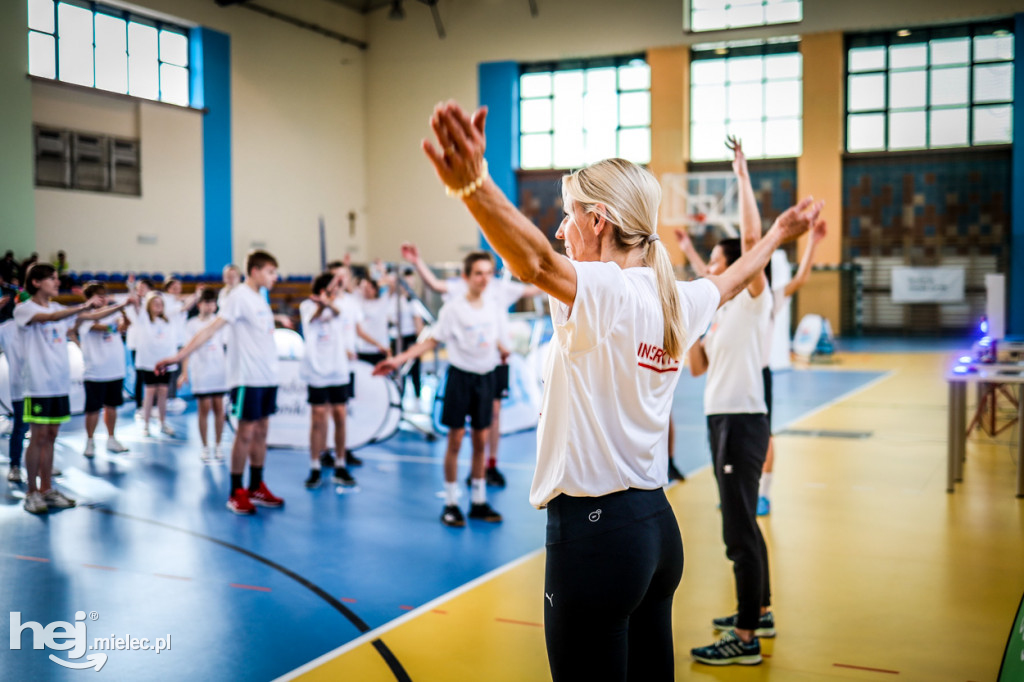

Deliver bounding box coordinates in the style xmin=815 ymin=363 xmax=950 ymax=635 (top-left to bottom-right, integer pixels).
xmin=519 ymin=55 xmax=651 ymax=170
xmin=846 ymin=22 xmax=1014 ymax=152
xmin=690 ymin=40 xmax=802 ymax=162
xmin=28 ymin=0 xmax=191 ymax=107
xmin=687 ymin=0 xmax=802 ymax=33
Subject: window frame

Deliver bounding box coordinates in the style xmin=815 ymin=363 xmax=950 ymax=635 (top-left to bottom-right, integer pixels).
xmin=28 ymin=0 xmax=193 ymax=108
xmin=684 ymin=0 xmax=803 ymax=34
xmin=844 ymin=20 xmax=1015 ymax=153
xmin=517 ymin=53 xmax=651 ymax=171
xmin=689 ymin=38 xmax=803 ymax=163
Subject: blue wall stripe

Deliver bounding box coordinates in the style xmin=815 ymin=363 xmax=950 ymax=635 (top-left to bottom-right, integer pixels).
xmin=1010 ymin=13 xmax=1024 ymax=337
xmin=478 ymin=62 xmax=519 ymax=261
xmin=193 ymin=27 xmax=232 ymax=276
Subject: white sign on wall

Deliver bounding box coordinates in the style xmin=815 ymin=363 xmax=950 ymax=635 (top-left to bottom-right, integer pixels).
xmin=891 ymin=267 xmax=965 ymax=303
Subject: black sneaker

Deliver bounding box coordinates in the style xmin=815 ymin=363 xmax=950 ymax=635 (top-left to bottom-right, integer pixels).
xmin=333 ymin=466 xmax=357 ymax=487
xmin=691 ymin=631 xmax=761 ymax=666
xmin=668 ymin=460 xmax=686 ymax=481
xmin=468 ymin=502 xmax=503 ymax=523
xmin=711 ymin=611 xmax=775 ymax=638
xmin=319 ymin=450 xmax=335 ymax=469
xmin=345 ymin=450 xmax=363 ymax=467
xmin=484 ymin=466 xmax=506 ymax=487
xmin=441 ymin=504 xmax=465 ymax=527
xmin=304 ymin=469 xmax=322 ymax=489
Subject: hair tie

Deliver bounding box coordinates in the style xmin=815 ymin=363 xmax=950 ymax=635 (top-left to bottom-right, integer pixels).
xmin=646 ymin=233 xmax=660 ymax=244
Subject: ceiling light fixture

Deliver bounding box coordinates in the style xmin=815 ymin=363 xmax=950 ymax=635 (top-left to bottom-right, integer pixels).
xmin=896 ymin=29 xmax=911 ymax=37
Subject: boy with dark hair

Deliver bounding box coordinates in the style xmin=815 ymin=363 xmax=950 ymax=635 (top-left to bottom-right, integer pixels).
xmin=375 ymin=251 xmax=508 ymax=527
xmin=300 ymin=272 xmax=357 ymax=488
xmin=16 ymin=264 xmax=128 ymax=513
xmin=76 ymin=281 xmax=135 ymax=456
xmin=158 ymin=250 xmax=284 ymax=514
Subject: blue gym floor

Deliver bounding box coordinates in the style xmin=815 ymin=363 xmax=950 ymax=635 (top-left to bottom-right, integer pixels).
xmin=0 ymin=365 xmax=884 ymax=681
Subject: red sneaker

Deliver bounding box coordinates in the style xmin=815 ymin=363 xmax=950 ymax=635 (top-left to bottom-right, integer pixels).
xmin=227 ymin=488 xmax=256 ymax=515
xmin=249 ymin=482 xmax=284 ymax=508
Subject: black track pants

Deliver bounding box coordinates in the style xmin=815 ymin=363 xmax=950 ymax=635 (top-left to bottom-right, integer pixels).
xmin=544 ymin=487 xmax=684 ymax=682
xmin=708 ymin=412 xmax=771 ymax=631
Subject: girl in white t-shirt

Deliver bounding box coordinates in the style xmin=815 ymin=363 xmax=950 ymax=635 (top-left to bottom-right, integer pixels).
xmin=421 ymin=101 xmax=820 ymax=680
xmin=179 ymin=288 xmax=228 ymax=460
xmin=354 ymin=277 xmax=392 ymax=365
xmin=134 ymin=293 xmax=179 ymax=438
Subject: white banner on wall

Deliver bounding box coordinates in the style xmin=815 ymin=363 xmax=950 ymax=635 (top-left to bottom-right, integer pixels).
xmin=891 ymin=267 xmax=965 ymax=303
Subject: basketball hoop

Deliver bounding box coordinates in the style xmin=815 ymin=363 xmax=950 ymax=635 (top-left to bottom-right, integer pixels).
xmin=660 ymin=171 xmax=740 ymax=238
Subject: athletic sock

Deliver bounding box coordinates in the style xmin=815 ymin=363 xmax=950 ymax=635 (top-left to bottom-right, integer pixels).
xmin=471 ymin=478 xmax=487 ymax=505
xmin=248 ymin=466 xmax=263 ymax=492
xmin=759 ymin=472 xmax=773 ymax=500
xmin=444 ymin=481 xmax=459 ymax=506
xmin=310 ymin=459 xmax=321 ymax=471
xmin=486 ymin=457 xmax=497 ymax=469
xmin=230 ymin=473 xmax=243 ymax=494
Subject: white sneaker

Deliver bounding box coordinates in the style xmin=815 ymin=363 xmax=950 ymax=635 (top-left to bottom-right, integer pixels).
xmin=166 ymin=398 xmax=187 ymax=415
xmin=143 ymin=427 xmax=152 ymax=438
xmin=24 ymin=491 xmax=48 ymax=514
xmin=160 ymin=423 xmax=176 ymax=437
xmin=44 ymin=488 xmax=76 ymax=509
xmin=135 ymin=410 xmax=145 ymax=422
xmin=106 ymin=437 xmax=129 ymax=454
xmin=200 ymin=445 xmax=212 ymax=462
xmin=214 ymin=445 xmax=226 ymax=460
xmin=84 ymin=438 xmax=96 ymax=458
xmin=7 ymin=466 xmax=22 ymax=483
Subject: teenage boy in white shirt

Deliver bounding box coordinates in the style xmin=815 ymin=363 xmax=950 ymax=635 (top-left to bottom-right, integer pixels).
xmin=400 ymin=241 xmax=540 ymax=487
xmin=75 ymin=281 xmax=135 ymax=457
xmin=16 ymin=264 xmax=129 ymax=514
xmin=375 ymin=251 xmax=508 ymax=527
xmin=299 ymin=272 xmax=357 ymax=489
xmin=157 ymin=251 xmax=284 ymax=515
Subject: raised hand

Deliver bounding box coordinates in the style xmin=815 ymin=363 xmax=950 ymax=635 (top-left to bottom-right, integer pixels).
xmin=811 ymin=218 xmax=828 ymax=243
xmin=400 ymin=242 xmax=420 ymax=264
xmin=422 ymin=100 xmax=488 ymax=197
xmin=726 ymin=135 xmax=748 ymax=178
xmin=674 ymin=228 xmax=692 ymax=248
xmin=772 ymin=198 xmax=824 ymax=243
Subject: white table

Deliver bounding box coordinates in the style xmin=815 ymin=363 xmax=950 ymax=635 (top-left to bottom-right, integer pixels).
xmin=946 ymin=364 xmax=1024 ymax=497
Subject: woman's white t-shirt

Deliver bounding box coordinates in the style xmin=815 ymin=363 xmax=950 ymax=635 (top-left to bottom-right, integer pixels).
xmin=218 ymin=285 xmax=278 ymax=388
xmin=299 ymin=299 xmax=349 ymax=387
xmin=134 ymin=314 xmax=178 ymax=373
xmin=530 ymin=261 xmax=720 ymax=509
xmin=355 ymin=296 xmax=391 ymax=354
xmin=13 ymin=300 xmax=76 ymax=398
xmin=184 ymin=316 xmax=228 ymax=394
xmin=80 ymin=313 xmax=127 ymax=381
xmin=703 ymin=287 xmax=772 ymax=415
xmin=430 ymin=295 xmax=506 ymax=376
xmin=0 ymin=319 xmax=27 ymax=401
xmin=389 ymin=294 xmax=427 ymax=337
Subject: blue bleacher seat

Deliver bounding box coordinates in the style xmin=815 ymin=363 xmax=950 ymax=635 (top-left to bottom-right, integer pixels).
xmin=77 ymin=272 xmax=93 ymax=281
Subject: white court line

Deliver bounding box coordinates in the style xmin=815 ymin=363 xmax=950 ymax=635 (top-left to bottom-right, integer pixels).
xmin=685 ymin=370 xmax=896 ymax=479
xmin=272 ymin=547 xmax=545 ymax=682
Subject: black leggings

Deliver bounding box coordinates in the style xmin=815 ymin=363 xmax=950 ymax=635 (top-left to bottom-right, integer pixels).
xmin=544 ymin=487 xmax=683 ymax=682
xmin=707 ymin=413 xmax=771 ymax=631
xmin=392 ymin=334 xmax=421 ymax=397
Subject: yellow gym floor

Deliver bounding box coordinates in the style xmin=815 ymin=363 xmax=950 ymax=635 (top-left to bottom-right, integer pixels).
xmin=284 ymin=352 xmax=1024 ymax=682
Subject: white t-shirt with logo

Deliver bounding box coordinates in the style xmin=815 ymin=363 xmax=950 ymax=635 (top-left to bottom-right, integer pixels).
xmin=80 ymin=313 xmax=127 ymax=381
xmin=355 ymin=296 xmax=391 ymax=354
xmin=430 ymin=294 xmax=506 ymax=376
xmin=133 ymin=314 xmax=179 ymax=373
xmin=703 ymin=287 xmax=772 ymax=415
xmin=0 ymin=319 xmax=26 ymax=401
xmin=389 ymin=293 xmax=428 ymax=337
xmin=13 ymin=300 xmax=76 ymax=398
xmin=299 ymin=299 xmax=349 ymax=387
xmin=445 ymin=276 xmax=524 ymax=364
xmin=530 ymin=261 xmax=720 ymax=509
xmin=185 ymin=316 xmax=228 ymax=394
xmin=218 ymin=285 xmax=278 ymax=388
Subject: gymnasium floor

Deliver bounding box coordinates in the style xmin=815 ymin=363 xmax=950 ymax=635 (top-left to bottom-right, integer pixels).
xmin=2 ymin=344 xmax=1022 ymax=681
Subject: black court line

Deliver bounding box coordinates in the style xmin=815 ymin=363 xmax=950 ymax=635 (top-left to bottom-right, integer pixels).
xmin=88 ymin=506 xmax=412 ymax=682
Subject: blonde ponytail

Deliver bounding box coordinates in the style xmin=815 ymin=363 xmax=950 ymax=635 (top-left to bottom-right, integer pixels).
xmin=563 ymin=158 xmax=685 ymax=359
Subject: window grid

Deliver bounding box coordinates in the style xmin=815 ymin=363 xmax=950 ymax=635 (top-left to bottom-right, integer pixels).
xmin=845 ymin=21 xmax=1014 ymax=152
xmin=518 ymin=55 xmax=651 ymax=170
xmin=28 ymin=0 xmax=191 ymax=108
xmin=687 ymin=0 xmax=802 ymax=34
xmin=689 ymin=41 xmax=802 ymax=162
